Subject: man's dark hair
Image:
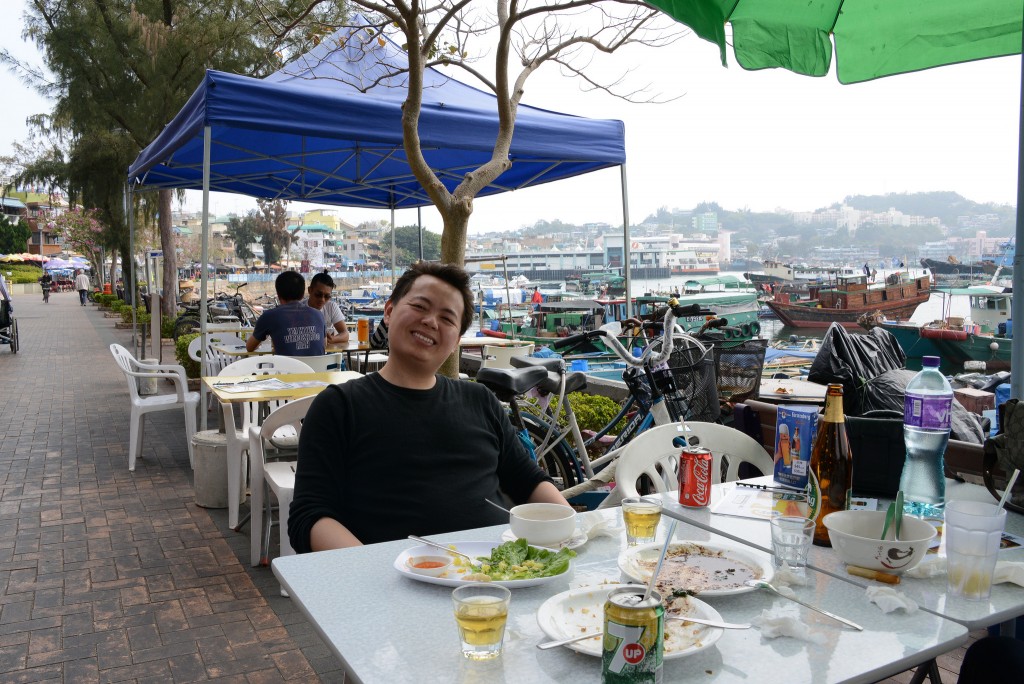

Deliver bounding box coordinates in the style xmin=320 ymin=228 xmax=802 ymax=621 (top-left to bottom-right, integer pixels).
xmin=311 ymin=271 xmax=335 ymax=289
xmin=389 ymin=261 xmax=474 ymax=334
xmin=275 ymin=270 xmax=306 ymax=302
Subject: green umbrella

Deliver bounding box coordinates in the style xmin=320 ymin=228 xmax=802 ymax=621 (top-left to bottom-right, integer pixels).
xmin=647 ymin=0 xmax=1023 ymax=397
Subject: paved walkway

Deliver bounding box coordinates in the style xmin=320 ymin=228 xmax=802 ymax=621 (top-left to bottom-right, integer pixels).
xmin=0 ymin=290 xmax=342 ymax=682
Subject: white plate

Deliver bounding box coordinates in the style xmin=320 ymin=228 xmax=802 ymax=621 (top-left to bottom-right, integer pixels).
xmin=536 ymin=583 xmax=724 ymax=658
xmin=618 ymin=540 xmax=774 ymax=597
xmin=501 ymin=527 xmax=588 ymax=550
xmin=393 ymin=541 xmax=573 ymax=588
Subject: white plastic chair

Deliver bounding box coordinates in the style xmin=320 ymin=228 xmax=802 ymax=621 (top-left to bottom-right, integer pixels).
xmin=480 ymin=343 xmax=534 ymax=369
xmin=218 ymin=355 xmax=314 ymax=530
xmin=283 ymin=353 xmax=343 ymax=372
xmin=248 ymin=395 xmax=317 ymax=567
xmin=614 ymin=422 xmax=775 ymax=500
xmin=109 ymin=343 xmax=199 ymax=471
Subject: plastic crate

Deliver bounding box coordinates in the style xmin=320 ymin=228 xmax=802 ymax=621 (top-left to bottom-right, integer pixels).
xmin=713 ymin=339 xmax=768 ymax=404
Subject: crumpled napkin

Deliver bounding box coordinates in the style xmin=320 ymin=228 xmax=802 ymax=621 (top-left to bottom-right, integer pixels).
xmin=752 ymin=610 xmax=827 ymax=644
xmin=993 ymin=561 xmax=1024 ymax=587
xmin=904 ymin=556 xmax=946 ymax=579
xmin=772 ymin=563 xmax=810 ymax=588
xmin=904 ymin=558 xmax=1024 ymax=587
xmin=866 ymin=585 xmax=919 ymax=614
xmin=577 ymin=511 xmax=618 ymax=541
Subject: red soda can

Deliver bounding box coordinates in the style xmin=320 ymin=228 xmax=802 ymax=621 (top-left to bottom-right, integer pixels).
xmin=678 ymin=446 xmax=712 ymax=507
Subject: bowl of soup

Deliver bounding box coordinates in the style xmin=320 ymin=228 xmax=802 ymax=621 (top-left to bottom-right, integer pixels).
xmin=509 ymin=503 xmax=577 ymax=546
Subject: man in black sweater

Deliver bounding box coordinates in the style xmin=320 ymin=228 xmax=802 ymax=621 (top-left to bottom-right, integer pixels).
xmin=288 ymin=261 xmax=570 ymax=551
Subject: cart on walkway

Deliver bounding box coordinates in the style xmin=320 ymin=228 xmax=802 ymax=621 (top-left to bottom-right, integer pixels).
xmin=0 ymin=299 xmax=18 ymax=353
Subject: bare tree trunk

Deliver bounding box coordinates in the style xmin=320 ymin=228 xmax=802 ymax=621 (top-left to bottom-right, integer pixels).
xmin=438 ymin=205 xmax=471 ymax=379
xmin=108 ymin=247 xmax=118 ymax=297
xmin=159 ymin=189 xmax=177 ymax=318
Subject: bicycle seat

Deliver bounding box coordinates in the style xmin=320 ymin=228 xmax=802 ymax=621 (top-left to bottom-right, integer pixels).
xmin=510 ymin=356 xmax=564 ymax=372
xmin=537 ymin=371 xmax=588 ymax=395
xmin=475 ymin=366 xmax=548 ymax=402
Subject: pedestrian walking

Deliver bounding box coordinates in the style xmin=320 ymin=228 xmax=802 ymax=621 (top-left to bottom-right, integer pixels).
xmin=74 ymin=269 xmax=91 ymax=306
xmin=39 ymin=272 xmax=53 ymax=304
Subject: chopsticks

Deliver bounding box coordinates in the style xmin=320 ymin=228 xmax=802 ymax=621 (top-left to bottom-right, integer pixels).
xmin=735 ymin=482 xmax=805 ymax=494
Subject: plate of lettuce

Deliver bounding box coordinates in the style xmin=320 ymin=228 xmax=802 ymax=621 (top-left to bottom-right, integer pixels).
xmin=394 ymin=538 xmax=576 ymax=588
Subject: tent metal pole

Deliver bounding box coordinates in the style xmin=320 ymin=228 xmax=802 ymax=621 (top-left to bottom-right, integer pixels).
xmin=128 ymin=183 xmax=137 ymax=356
xmin=199 ymin=126 xmax=212 ymax=431
xmin=1012 ymin=44 xmax=1024 ymax=401
xmin=391 ymin=206 xmax=396 ymax=286
xmin=418 ymin=207 xmax=423 ymax=261
xmin=620 ymin=164 xmax=632 ymax=319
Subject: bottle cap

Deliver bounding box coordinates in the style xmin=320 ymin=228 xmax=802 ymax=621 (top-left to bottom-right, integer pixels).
xmin=922 ymin=356 xmax=940 ymax=368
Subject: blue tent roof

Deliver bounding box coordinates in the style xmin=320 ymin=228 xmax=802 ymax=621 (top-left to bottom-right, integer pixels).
xmin=128 ymin=20 xmax=625 ymax=210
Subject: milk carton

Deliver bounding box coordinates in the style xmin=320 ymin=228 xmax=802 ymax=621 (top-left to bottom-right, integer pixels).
xmin=773 ymin=405 xmax=819 ymax=489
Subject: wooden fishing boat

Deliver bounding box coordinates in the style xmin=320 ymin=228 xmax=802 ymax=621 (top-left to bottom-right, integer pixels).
xmin=764 ymin=272 xmax=931 ymax=329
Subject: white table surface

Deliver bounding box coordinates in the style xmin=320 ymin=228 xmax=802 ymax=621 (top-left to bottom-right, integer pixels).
xmin=273 ymin=511 xmax=967 ymax=683
xmin=662 ymin=477 xmax=1024 ymax=631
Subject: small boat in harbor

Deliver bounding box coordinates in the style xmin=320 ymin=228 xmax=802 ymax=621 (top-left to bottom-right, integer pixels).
xmin=867 ymin=285 xmax=1013 ymax=371
xmin=764 ymin=272 xmax=931 ymax=328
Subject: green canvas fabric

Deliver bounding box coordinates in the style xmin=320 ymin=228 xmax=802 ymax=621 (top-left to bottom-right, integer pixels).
xmin=647 ymin=0 xmax=1022 ymax=83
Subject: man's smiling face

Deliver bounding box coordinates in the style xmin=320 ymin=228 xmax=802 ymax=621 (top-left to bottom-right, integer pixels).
xmin=383 ymin=274 xmax=463 ymax=374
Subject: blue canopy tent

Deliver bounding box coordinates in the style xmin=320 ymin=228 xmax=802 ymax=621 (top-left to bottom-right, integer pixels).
xmin=128 ymin=20 xmax=629 ymax=425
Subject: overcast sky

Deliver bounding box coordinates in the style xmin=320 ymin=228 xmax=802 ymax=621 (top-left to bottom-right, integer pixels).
xmin=2 ymin=4 xmax=1020 ymax=235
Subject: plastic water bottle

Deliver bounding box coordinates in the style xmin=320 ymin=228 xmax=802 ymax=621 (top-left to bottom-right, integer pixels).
xmin=899 ymin=356 xmax=952 ymax=517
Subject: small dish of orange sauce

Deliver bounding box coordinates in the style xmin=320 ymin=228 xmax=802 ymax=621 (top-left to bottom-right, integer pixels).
xmin=406 ymin=555 xmax=454 ymax=577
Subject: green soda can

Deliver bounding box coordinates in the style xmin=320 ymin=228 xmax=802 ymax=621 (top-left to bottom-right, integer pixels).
xmin=601 ymin=587 xmax=664 ymax=683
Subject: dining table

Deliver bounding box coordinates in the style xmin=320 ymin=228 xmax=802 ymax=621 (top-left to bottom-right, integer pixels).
xmin=203 ymin=370 xmax=362 ymax=405
xmin=272 ymin=479 xmax=973 ymax=684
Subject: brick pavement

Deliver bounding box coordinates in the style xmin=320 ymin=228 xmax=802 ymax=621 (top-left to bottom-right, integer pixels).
xmin=0 ymin=289 xmax=343 ymax=683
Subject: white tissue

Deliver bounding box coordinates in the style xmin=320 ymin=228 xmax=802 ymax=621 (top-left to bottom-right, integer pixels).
xmin=993 ymin=561 xmax=1024 ymax=587
xmin=752 ymin=610 xmax=827 ymax=644
xmin=866 ymin=586 xmax=919 ymax=614
xmin=579 ymin=513 xmax=618 ymax=540
xmin=904 ymin=556 xmax=946 ymax=579
xmin=772 ymin=563 xmax=810 ymax=587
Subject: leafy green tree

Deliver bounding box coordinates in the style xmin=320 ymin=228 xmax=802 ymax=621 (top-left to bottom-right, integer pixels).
xmin=377 ymin=224 xmax=442 ymax=267
xmin=226 ymin=213 xmax=261 ymax=266
xmin=0 ymin=214 xmax=31 ymax=253
xmin=9 ymin=0 xmax=343 ymax=313
xmin=255 ymin=199 xmax=290 ymax=266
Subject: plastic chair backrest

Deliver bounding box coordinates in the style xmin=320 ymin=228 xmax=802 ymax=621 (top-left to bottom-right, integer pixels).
xmin=481 ymin=344 xmax=535 ymax=369
xmin=258 ymin=394 xmax=316 ymax=443
xmin=220 ymin=355 xmax=314 ymax=376
xmin=109 ymin=343 xmax=142 ymax=400
xmin=615 ymin=422 xmax=774 ymax=499
xmin=285 ymin=353 xmax=342 ymax=372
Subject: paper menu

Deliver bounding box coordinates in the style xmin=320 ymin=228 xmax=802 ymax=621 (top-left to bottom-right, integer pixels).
xmin=712 ymin=487 xmax=810 ymax=520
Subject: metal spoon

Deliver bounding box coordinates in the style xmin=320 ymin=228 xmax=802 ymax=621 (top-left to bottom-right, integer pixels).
xmin=406 ymin=535 xmax=475 ymax=563
xmin=744 ymin=580 xmax=863 ymax=631
xmin=484 ymin=498 xmax=510 ymax=514
xmin=537 ymin=615 xmax=751 ymax=650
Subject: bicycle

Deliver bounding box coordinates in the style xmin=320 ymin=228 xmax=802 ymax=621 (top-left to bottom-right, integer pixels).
xmin=172 ymin=283 xmax=258 ymax=341
xmin=476 ymin=300 xmax=719 ymax=498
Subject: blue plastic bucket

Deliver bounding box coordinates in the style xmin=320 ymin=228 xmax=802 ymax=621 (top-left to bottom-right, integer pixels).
xmin=569 ymin=359 xmax=589 ymax=372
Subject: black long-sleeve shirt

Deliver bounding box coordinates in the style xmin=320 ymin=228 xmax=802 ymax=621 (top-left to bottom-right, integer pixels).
xmin=288 ymin=372 xmax=552 ymax=552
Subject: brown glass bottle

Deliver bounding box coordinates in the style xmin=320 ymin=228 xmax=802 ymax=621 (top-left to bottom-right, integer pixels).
xmin=808 ymin=384 xmax=853 ymax=546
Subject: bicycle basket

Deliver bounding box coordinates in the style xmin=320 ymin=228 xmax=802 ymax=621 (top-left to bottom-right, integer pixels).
xmin=651 ymin=336 xmax=719 ymax=423
xmin=713 ymin=339 xmax=768 ymax=404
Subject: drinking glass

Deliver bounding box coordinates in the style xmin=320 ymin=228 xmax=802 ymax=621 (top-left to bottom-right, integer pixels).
xmin=770 ymin=516 xmax=815 ymax=569
xmin=621 ymin=496 xmax=662 ymax=545
xmin=452 ymin=584 xmax=511 ymax=659
xmin=944 ymin=500 xmax=1007 ymax=601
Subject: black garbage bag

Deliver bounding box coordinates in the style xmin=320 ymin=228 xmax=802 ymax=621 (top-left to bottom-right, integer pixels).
xmin=807 ymin=323 xmax=906 ymax=413
xmin=860 ymin=369 xmax=985 ymax=443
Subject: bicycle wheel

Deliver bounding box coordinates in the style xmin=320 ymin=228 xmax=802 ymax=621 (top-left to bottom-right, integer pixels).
xmin=10 ymin=320 xmax=18 ymax=353
xmin=520 ymin=412 xmax=583 ymax=490
xmin=173 ymin=316 xmax=201 ymax=342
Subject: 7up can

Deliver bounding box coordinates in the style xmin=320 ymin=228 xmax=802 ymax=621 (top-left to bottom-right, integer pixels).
xmin=602 ymin=587 xmax=664 ymax=683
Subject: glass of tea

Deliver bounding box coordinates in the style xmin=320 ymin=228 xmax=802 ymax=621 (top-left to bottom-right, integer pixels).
xmin=621 ymin=496 xmax=663 ymax=545
xmin=451 ymin=584 xmax=511 ymax=659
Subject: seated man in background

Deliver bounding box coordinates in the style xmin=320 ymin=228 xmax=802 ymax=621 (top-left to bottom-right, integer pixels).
xmin=289 ymin=261 xmax=570 ymax=551
xmin=305 ymin=271 xmax=349 ymax=345
xmin=246 ymin=270 xmax=325 ymax=356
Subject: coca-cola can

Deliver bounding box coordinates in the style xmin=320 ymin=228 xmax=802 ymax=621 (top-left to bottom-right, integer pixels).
xmin=678 ymin=446 xmax=712 ymax=507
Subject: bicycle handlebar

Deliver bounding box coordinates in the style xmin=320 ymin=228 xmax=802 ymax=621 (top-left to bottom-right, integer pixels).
xmin=552 ymin=298 xmax=712 ymax=369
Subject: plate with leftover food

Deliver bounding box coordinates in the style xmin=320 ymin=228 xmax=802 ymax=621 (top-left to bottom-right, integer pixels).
xmin=394 ymin=538 xmax=574 ymax=588
xmin=618 ymin=540 xmax=773 ymax=597
xmin=536 ymin=583 xmax=724 ymax=658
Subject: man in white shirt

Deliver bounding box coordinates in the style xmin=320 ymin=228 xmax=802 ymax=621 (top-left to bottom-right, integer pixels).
xmin=304 ymin=271 xmax=349 ymax=344
xmin=74 ymin=269 xmax=91 ymax=306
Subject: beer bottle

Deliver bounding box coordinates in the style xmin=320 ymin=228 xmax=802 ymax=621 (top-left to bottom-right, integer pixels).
xmin=808 ymin=384 xmax=853 ymax=546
